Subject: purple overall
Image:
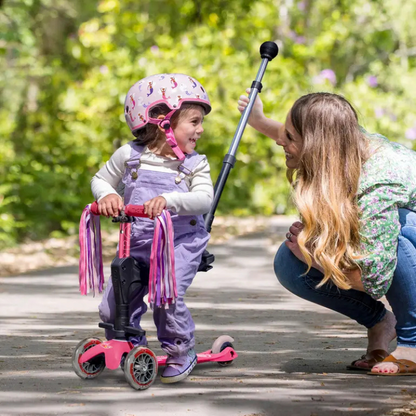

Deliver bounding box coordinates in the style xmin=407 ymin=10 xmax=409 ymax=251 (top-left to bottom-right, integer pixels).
xmin=98 ymin=143 xmax=210 ymax=357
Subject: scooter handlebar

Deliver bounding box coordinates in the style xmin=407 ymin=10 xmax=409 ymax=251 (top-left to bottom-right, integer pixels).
xmin=90 ymin=201 xmax=149 ymax=218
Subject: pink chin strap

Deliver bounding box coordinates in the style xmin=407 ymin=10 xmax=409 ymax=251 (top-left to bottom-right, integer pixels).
xmin=148 ymin=110 xmax=185 ymax=161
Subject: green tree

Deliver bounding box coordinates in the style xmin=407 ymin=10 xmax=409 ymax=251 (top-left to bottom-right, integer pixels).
xmin=1 ymin=0 xmax=415 ymax=248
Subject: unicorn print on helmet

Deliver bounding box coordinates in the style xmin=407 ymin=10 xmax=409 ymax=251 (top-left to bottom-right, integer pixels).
xmin=124 ymin=73 xmax=211 ymax=161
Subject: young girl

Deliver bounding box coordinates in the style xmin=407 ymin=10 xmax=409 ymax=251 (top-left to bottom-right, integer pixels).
xmin=238 ymin=90 xmax=416 ymax=376
xmin=92 ymin=73 xmax=214 ymax=384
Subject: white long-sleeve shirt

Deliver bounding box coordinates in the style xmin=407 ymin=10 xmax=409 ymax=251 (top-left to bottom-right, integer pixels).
xmin=91 ymin=144 xmax=214 ymax=215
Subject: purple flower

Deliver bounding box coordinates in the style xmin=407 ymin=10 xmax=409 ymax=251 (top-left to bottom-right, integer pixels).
xmin=288 ymin=31 xmax=306 ymax=44
xmin=405 ymin=127 xmax=416 ymax=141
xmin=312 ymin=69 xmax=337 ymax=86
xmin=389 ymin=112 xmax=397 ymax=122
xmin=374 ymin=107 xmax=385 ymax=119
xmin=367 ymin=76 xmax=378 ymax=88
xmin=288 ymin=30 xmax=297 ymax=40
xmin=297 ymin=1 xmax=306 ymax=11
xmin=320 ymin=69 xmax=336 ymax=85
xmin=295 ymin=36 xmax=306 ymax=44
xmin=150 ymin=45 xmax=159 ymax=54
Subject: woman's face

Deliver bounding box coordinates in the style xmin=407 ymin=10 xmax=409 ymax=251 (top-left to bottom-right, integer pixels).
xmin=275 ymin=112 xmax=303 ymax=169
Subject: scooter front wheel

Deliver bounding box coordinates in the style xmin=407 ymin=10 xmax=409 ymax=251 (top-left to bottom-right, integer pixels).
xmin=124 ymin=346 xmax=158 ymax=390
xmin=72 ymin=337 xmax=106 ymax=379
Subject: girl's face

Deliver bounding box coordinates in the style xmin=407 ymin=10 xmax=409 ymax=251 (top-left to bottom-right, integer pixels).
xmin=173 ymin=107 xmax=205 ymax=154
xmin=275 ymin=111 xmax=303 ymax=169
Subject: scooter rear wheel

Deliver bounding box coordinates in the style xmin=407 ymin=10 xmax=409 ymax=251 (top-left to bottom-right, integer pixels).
xmin=211 ymin=335 xmax=235 ymax=367
xmin=124 ymin=346 xmax=158 ymax=390
xmin=72 ymin=337 xmax=106 ymax=379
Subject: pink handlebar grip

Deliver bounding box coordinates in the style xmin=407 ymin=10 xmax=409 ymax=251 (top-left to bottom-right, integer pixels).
xmin=90 ymin=201 xmax=100 ymax=215
xmin=124 ymin=205 xmax=147 ymax=217
xmin=89 ymin=201 xmax=149 ymax=218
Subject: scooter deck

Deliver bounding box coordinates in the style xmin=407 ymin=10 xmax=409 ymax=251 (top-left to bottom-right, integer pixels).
xmin=157 ymin=347 xmax=237 ymax=366
xmin=79 ymin=341 xmax=237 ymax=369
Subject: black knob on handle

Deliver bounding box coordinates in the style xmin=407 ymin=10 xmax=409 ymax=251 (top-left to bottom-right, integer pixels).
xmin=260 ymin=41 xmax=279 ymax=61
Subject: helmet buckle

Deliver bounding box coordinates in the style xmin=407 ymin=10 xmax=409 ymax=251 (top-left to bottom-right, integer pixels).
xmin=160 ymin=119 xmax=171 ymax=130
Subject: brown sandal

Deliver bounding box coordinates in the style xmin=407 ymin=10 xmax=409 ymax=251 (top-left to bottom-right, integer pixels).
xmin=346 ymin=349 xmax=389 ymax=371
xmin=368 ymin=354 xmax=416 ymax=376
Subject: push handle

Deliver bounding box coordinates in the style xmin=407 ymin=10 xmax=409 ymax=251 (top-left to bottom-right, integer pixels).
xmin=90 ymin=201 xmax=149 ymax=218
xmin=203 ymin=41 xmax=279 ymax=232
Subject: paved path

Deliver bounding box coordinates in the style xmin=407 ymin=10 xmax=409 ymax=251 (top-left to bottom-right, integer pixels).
xmin=0 ymin=217 xmax=415 ymax=416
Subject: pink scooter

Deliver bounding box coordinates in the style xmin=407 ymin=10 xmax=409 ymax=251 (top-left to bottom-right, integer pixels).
xmin=72 ymin=202 xmax=237 ymax=390
xmin=73 ymin=41 xmax=279 ymax=390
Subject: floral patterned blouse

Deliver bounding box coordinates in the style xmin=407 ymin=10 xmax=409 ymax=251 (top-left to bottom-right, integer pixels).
xmin=356 ymin=131 xmax=416 ymax=299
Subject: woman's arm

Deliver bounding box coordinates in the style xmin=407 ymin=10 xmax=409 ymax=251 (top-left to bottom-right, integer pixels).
xmin=343 ymin=268 xmax=365 ymax=291
xmin=237 ymin=88 xmax=283 ymax=142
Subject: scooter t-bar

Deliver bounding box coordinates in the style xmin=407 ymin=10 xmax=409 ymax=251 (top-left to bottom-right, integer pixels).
xmin=204 ymin=41 xmax=279 ymax=232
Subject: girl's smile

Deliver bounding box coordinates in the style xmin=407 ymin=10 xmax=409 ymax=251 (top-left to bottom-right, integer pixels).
xmin=173 ymin=107 xmax=205 ymax=155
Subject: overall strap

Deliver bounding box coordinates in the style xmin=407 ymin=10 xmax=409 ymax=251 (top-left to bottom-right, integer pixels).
xmin=178 ymin=152 xmax=206 ymax=177
xmin=124 ymin=142 xmax=145 ymax=184
xmin=128 ymin=141 xmax=146 ymax=161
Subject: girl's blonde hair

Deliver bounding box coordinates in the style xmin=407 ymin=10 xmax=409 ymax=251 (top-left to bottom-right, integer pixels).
xmin=288 ymin=92 xmax=370 ymax=289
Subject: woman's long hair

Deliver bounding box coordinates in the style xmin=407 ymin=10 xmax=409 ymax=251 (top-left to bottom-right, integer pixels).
xmin=288 ymin=92 xmax=370 ymax=289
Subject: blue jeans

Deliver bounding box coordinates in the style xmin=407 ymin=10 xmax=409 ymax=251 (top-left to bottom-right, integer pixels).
xmin=274 ymin=208 xmax=416 ymax=348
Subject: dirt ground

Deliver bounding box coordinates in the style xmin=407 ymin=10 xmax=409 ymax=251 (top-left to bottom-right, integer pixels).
xmin=1 ymin=215 xmax=416 ymax=416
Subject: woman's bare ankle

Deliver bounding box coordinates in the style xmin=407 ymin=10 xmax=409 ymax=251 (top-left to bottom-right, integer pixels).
xmin=366 ymin=310 xmax=396 ymax=352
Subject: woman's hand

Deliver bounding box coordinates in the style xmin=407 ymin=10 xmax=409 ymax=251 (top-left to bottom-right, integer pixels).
xmin=144 ymin=196 xmax=167 ymax=219
xmin=237 ymin=88 xmax=265 ymax=129
xmin=286 ymin=221 xmax=365 ymax=291
xmin=237 ymin=88 xmax=283 ymax=142
xmin=285 ymin=221 xmax=323 ymax=272
xmin=98 ymin=194 xmax=123 ymax=217
xmin=285 ymin=221 xmax=306 ymax=261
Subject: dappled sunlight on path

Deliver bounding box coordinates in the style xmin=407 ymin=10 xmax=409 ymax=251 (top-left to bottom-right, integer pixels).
xmin=0 ymin=217 xmax=415 ymax=416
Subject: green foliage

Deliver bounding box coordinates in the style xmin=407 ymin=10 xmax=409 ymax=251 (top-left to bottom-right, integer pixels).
xmin=1 ymin=0 xmax=416 ymax=248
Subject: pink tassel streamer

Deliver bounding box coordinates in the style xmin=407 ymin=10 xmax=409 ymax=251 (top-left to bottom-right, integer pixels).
xmin=79 ymin=204 xmax=104 ymax=296
xmin=148 ymin=210 xmax=177 ymax=309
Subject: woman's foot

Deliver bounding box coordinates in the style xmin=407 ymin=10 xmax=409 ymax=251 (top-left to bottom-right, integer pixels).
xmin=347 ymin=349 xmax=389 ymax=370
xmin=351 ymin=310 xmax=396 ymax=369
xmin=371 ymin=346 xmax=416 ymax=374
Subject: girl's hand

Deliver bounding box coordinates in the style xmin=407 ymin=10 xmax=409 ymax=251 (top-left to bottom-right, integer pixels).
xmin=237 ymin=88 xmax=265 ymax=129
xmin=98 ymin=194 xmax=123 ymax=217
xmin=144 ymin=196 xmax=167 ymax=219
